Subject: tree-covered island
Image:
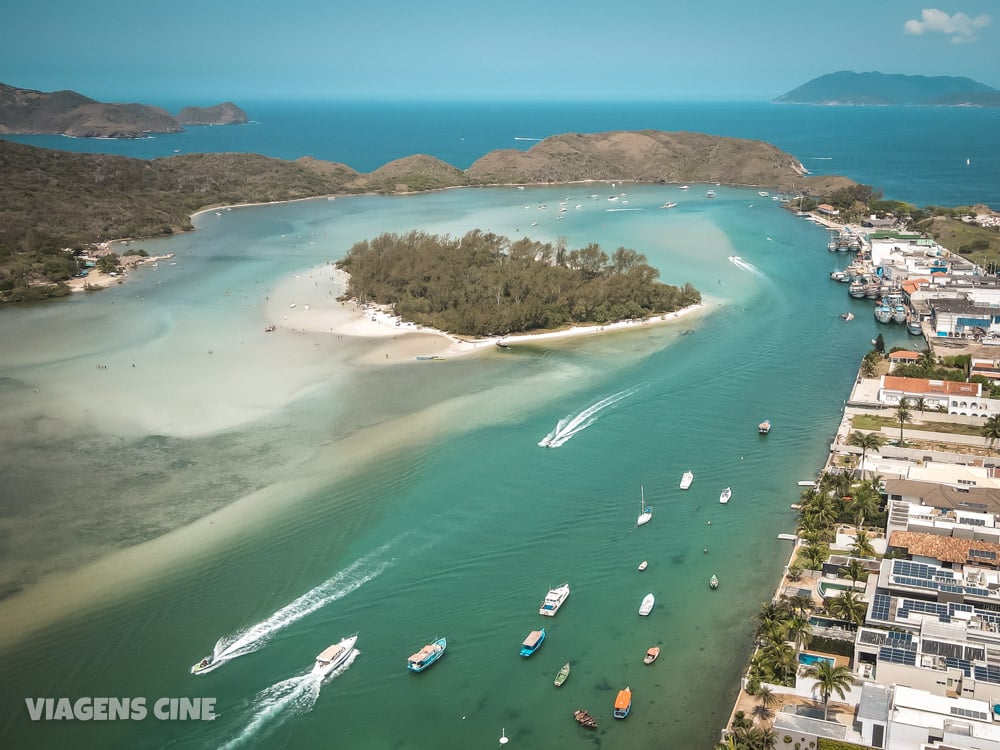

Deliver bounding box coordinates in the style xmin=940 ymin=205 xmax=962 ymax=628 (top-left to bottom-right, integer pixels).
xmin=336 ymin=230 xmax=701 ymax=337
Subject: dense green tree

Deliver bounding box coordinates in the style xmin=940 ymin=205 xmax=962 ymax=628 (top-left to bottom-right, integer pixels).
xmin=827 ymin=590 xmax=867 ymax=627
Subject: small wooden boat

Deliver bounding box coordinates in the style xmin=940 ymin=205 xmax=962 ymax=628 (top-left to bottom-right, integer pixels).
xmin=758 ymin=419 xmax=772 ymax=434
xmin=639 ymin=593 xmax=655 ymax=616
xmin=574 ymin=709 xmax=597 ymax=729
xmin=554 ymin=662 xmax=571 ymax=687
xmin=637 ymin=560 xmax=648 ymax=572
xmin=643 ymin=646 xmax=660 ymax=664
xmin=710 ymin=574 xmax=719 ymax=590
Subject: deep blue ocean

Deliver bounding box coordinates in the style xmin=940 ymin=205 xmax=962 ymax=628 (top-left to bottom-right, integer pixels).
xmin=4 ymin=100 xmax=999 ymax=208
xmin=0 ymin=101 xmax=997 ymax=750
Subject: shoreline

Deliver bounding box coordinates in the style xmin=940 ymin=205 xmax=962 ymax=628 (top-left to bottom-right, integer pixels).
xmin=266 ymin=263 xmax=706 ymax=363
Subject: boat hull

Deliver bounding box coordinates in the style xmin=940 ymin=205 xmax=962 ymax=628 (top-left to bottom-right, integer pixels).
xmin=312 ymin=635 xmax=358 ymax=678
xmin=407 ymin=637 xmax=447 ymax=672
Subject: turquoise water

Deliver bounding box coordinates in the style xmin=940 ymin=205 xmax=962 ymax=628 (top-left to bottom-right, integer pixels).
xmin=4 ymin=101 xmax=998 ymax=207
xmin=0 ymin=184 xmax=919 ymax=748
xmin=798 ymin=653 xmax=837 ymax=668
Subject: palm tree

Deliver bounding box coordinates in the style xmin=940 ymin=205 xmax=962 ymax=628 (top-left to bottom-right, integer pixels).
xmin=847 ymin=431 xmax=884 ymax=479
xmin=827 ymin=590 xmax=868 ymax=626
xmin=983 ymin=414 xmax=1000 ymax=455
xmin=800 ymin=543 xmax=829 ymax=570
xmin=805 ymin=660 xmax=854 ymax=720
xmin=849 ymin=485 xmax=882 ymax=528
xmin=852 ymin=528 xmax=876 ymax=559
xmin=784 ymin=615 xmax=813 ymax=653
xmin=839 ymin=558 xmax=869 ymax=584
xmin=918 ymin=348 xmax=936 ymax=369
xmin=913 ymin=396 xmax=928 ymax=414
xmin=750 ymin=701 xmax=774 ymax=724
xmin=895 ymin=400 xmax=912 ymax=445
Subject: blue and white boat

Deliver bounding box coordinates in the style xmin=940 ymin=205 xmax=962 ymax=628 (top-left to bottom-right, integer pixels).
xmin=520 ymin=628 xmax=545 ymax=657
xmin=407 ymin=637 xmax=447 ymax=672
xmin=539 ymin=583 xmax=570 ymax=616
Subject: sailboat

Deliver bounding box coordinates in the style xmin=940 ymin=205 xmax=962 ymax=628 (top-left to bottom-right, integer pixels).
xmin=637 ymin=486 xmax=652 ymax=526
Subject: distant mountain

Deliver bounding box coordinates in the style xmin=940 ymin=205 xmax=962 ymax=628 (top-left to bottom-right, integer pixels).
xmin=0 ymin=83 xmax=246 ymax=137
xmin=774 ymin=71 xmax=1000 ymax=107
xmin=176 ymin=102 xmax=248 ymax=126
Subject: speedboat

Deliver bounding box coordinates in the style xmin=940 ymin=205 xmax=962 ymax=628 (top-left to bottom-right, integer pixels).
xmin=680 ymin=471 xmax=694 ymax=490
xmin=720 ymin=487 xmax=732 ymax=504
xmin=407 ymin=637 xmax=446 ymax=672
xmin=190 ymin=655 xmax=217 ymax=675
xmin=539 ymin=583 xmax=570 ymax=616
xmin=520 ymin=628 xmax=546 ymax=657
xmin=643 ymin=647 xmax=660 ymax=664
xmin=311 ymin=634 xmax=358 ymax=678
xmin=613 ymin=687 xmax=633 ymax=718
xmin=710 ymin=574 xmax=719 ymax=590
xmin=705 ymin=190 xmax=716 ymax=198
xmin=639 ymin=593 xmax=655 ymax=616
xmin=661 ymin=201 xmax=678 ymax=209
xmin=637 ymin=560 xmax=648 ymax=572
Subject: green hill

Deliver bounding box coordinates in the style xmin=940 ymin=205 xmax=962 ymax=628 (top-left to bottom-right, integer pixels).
xmin=774 ymin=71 xmax=1000 ymax=106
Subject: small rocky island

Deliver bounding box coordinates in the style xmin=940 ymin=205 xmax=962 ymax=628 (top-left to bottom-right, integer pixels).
xmin=774 ymin=70 xmax=1000 ymax=107
xmin=0 ymin=83 xmax=248 ymax=137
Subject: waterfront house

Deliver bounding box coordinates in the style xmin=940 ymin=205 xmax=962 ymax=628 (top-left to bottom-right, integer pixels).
xmin=971 ymin=358 xmax=1000 ymax=385
xmin=857 ymin=683 xmax=1000 ymax=749
xmin=889 ymin=351 xmax=922 ymax=371
xmin=878 ymin=375 xmax=981 ymax=412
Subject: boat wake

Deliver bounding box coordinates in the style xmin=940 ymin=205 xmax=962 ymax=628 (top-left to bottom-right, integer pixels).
xmin=727 ymin=255 xmax=767 ymax=280
xmin=514 ymin=136 xmax=542 ymax=141
xmin=194 ymin=544 xmax=391 ymax=673
xmin=606 ymin=207 xmax=641 ymax=212
xmin=218 ymin=650 xmax=359 ymax=749
xmin=539 ymin=387 xmax=639 ymax=448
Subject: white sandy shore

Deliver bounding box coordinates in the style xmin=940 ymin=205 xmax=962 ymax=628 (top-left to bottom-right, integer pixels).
xmin=266 ymin=263 xmax=705 ymax=364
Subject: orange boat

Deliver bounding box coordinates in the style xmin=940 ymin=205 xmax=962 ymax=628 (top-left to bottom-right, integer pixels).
xmin=643 ymin=647 xmax=660 ymax=664
xmin=613 ymin=686 xmax=632 ymax=719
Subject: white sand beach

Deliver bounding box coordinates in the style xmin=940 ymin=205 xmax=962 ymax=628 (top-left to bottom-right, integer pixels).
xmin=265 ymin=262 xmax=705 ymax=364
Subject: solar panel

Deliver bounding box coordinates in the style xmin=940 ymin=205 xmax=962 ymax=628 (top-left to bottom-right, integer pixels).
xmin=878 ymin=646 xmax=917 ymax=666
xmin=893 ymin=560 xmax=934 ymax=579
xmin=974 ymin=665 xmax=1000 ymax=685
xmin=872 ymin=594 xmax=891 ymax=622
xmin=944 ymin=657 xmax=973 ymax=677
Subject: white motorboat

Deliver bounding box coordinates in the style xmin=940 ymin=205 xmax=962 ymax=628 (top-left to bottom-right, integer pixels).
xmin=719 ymin=487 xmax=732 ymax=504
xmin=311 ymin=634 xmax=358 ymax=678
xmin=680 ymin=471 xmax=694 ymax=490
xmin=637 ymin=486 xmax=652 ymax=526
xmin=639 ymin=593 xmax=655 ymax=616
xmin=539 ymin=583 xmax=571 ymax=616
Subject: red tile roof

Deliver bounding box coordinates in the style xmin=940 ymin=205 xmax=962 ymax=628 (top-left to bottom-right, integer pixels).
xmin=882 ymin=375 xmax=980 ymax=397
xmin=889 ymin=530 xmax=1000 ymax=566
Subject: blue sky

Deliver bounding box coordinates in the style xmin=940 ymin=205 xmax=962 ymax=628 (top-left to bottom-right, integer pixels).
xmin=4 ymin=1 xmax=998 ymax=104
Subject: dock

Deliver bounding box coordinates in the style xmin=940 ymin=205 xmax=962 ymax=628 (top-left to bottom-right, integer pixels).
xmin=777 ymin=533 xmax=798 ymax=541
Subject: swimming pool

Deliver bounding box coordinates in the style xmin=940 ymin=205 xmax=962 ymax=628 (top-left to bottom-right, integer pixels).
xmin=798 ymin=652 xmax=836 ymax=668
xmin=809 ymin=615 xmax=854 ymax=629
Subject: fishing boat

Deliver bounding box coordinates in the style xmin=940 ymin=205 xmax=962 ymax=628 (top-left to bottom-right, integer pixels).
xmin=613 ymin=687 xmax=633 ymax=718
xmin=758 ymin=419 xmax=771 ymax=434
xmin=643 ymin=647 xmax=660 ymax=664
xmin=520 ymin=628 xmax=545 ymax=657
xmin=574 ymin=709 xmax=598 ymax=729
xmin=407 ymin=637 xmax=446 ymax=672
xmin=554 ymin=662 xmax=571 ymax=687
xmin=637 ymin=560 xmax=648 ymax=571
xmin=907 ymin=317 xmax=923 ymax=335
xmin=639 ymin=593 xmax=655 ymax=616
xmin=680 ymin=470 xmax=694 ymax=490
xmin=311 ymin=634 xmax=358 ymax=678
xmin=710 ymin=574 xmax=719 ymax=590
xmin=719 ymin=487 xmax=732 ymax=504
xmin=705 ymin=189 xmax=716 ymax=198
xmin=539 ymin=583 xmax=570 ymax=616
xmin=637 ymin=486 xmax=653 ymax=526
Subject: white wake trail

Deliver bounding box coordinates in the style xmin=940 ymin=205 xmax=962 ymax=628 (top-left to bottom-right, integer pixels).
xmin=218 ymin=650 xmax=359 ymax=749
xmin=195 ymin=544 xmax=392 ymax=673
xmin=539 ymin=387 xmax=639 ymax=448
xmin=727 ymin=255 xmax=767 ymax=280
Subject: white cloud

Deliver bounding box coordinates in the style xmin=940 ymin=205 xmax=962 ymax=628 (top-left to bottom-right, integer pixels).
xmin=903 ymin=8 xmax=991 ymax=43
